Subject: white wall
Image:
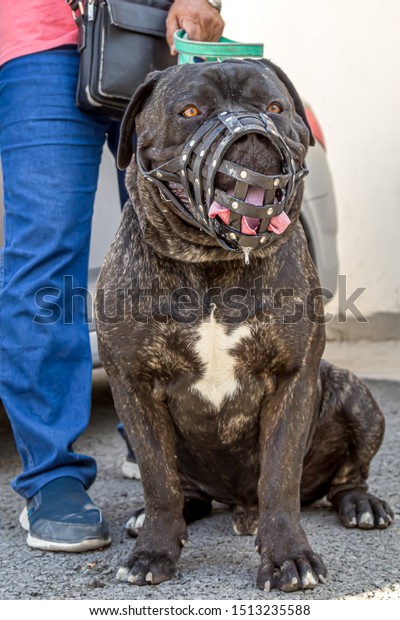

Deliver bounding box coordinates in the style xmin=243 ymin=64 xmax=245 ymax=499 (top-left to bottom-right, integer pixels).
xmin=222 ymin=0 xmax=400 ymax=318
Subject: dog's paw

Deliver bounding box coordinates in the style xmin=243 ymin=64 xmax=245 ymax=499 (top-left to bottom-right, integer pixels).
xmin=232 ymin=504 xmax=258 ymax=536
xmin=116 ymin=550 xmax=178 ymax=586
xmin=256 ymin=551 xmax=327 ymax=592
xmin=334 ymin=490 xmax=394 ymax=529
xmin=125 ymin=507 xmax=145 ymax=538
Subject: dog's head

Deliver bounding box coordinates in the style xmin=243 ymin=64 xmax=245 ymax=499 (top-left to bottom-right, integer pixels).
xmin=118 ymin=60 xmax=314 ymax=261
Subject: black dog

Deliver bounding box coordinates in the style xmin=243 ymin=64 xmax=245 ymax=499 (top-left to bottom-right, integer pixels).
xmin=95 ymin=60 xmax=393 ymax=592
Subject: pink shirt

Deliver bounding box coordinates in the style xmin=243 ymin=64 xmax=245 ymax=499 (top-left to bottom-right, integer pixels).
xmin=0 ymin=1 xmax=78 ymax=67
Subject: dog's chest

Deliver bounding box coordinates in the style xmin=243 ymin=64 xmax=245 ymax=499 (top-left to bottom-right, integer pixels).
xmin=190 ymin=307 xmax=251 ymax=410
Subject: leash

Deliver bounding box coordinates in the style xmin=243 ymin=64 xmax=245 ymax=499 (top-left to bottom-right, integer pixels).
xmin=173 ymin=30 xmax=264 ymax=64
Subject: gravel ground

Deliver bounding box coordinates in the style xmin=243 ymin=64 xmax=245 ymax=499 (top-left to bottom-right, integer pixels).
xmin=0 ymin=374 xmax=399 ymax=601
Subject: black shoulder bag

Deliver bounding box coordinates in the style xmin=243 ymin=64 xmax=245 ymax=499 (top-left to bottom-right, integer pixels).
xmin=68 ymin=0 xmax=176 ymax=120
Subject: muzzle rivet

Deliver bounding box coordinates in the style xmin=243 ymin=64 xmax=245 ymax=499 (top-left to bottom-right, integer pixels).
xmin=200 ymin=150 xmax=205 ymax=157
xmin=195 ymin=178 xmax=200 ymax=186
xmin=232 ymin=201 xmax=239 ymax=209
xmin=212 ymin=160 xmax=217 ymax=167
xmin=240 ymin=170 xmax=248 ymax=179
xmin=182 ymin=154 xmax=187 ymax=162
xmin=189 ymin=140 xmax=195 ymax=147
xmin=156 ymin=172 xmax=163 ymax=179
xmin=181 ymin=170 xmax=185 ymax=176
xmin=260 ymin=236 xmax=267 ymax=243
xmin=267 ymin=207 xmax=274 ymax=216
xmin=229 ymin=233 xmax=237 ymax=240
xmin=273 ymin=178 xmax=280 ymax=187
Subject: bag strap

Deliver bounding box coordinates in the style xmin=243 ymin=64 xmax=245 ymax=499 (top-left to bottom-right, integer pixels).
xmin=174 ymin=29 xmax=264 ymax=64
xmin=66 ymin=0 xmax=85 ymax=27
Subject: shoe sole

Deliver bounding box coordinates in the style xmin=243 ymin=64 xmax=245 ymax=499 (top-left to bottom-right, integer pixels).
xmin=121 ymin=460 xmax=141 ymax=480
xmin=26 ymin=532 xmax=112 ymax=552
xmin=20 ymin=507 xmax=112 ymax=553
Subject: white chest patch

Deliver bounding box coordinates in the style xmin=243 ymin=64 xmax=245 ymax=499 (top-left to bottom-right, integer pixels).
xmin=191 ymin=307 xmax=251 ymax=410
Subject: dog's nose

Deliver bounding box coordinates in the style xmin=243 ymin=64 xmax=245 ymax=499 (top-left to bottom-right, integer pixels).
xmin=225 ymin=133 xmax=282 ymax=175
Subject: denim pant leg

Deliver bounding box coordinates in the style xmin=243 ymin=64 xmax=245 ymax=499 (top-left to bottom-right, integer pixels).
xmin=0 ymin=50 xmax=112 ymax=499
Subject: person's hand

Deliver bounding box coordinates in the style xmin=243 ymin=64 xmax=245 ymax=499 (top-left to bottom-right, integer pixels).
xmin=166 ymin=0 xmax=225 ymax=55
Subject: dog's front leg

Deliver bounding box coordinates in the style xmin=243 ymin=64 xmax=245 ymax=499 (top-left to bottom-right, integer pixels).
xmin=113 ymin=381 xmax=187 ymax=586
xmin=256 ymin=368 xmax=327 ymax=592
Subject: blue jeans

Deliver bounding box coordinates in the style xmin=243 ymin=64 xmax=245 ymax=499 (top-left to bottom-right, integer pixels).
xmin=0 ymin=49 xmax=127 ymax=499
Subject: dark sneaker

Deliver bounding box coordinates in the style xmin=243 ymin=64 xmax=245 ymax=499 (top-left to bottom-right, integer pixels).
xmin=19 ymin=477 xmax=112 ymax=552
xmin=118 ymin=425 xmax=141 ymax=480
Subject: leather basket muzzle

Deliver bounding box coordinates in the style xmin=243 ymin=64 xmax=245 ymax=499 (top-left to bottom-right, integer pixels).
xmin=137 ymin=111 xmax=308 ymax=261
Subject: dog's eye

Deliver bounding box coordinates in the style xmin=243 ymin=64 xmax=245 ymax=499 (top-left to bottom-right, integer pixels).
xmin=182 ymin=105 xmax=200 ymax=118
xmin=267 ymin=102 xmax=283 ymax=114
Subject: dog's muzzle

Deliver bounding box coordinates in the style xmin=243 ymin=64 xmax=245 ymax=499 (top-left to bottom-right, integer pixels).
xmin=138 ymin=111 xmax=308 ymax=262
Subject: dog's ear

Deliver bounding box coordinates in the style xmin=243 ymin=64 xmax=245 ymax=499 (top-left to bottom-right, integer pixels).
xmin=257 ymin=59 xmax=315 ymax=147
xmin=117 ymin=71 xmax=163 ymax=170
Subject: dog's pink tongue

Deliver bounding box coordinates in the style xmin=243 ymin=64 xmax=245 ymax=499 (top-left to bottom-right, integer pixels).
xmin=208 ymin=187 xmax=290 ymax=235
xmin=208 ymin=202 xmax=231 ymax=225
xmin=242 ymin=187 xmax=263 ymax=235
xmin=268 ymin=211 xmax=290 ymax=234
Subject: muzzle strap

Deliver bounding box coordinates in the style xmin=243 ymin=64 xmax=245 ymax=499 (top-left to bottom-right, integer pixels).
xmin=137 ymin=110 xmax=308 ymax=256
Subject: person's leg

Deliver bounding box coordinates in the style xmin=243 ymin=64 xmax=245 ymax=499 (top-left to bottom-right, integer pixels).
xmin=0 ymin=49 xmax=111 ymax=549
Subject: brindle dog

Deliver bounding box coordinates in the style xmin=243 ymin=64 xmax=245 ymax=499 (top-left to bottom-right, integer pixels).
xmin=94 ymin=60 xmax=393 ymax=592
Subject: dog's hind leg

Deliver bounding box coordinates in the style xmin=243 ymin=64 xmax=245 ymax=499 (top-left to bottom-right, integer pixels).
xmin=126 ymin=495 xmax=213 ymax=538
xmin=301 ymin=360 xmax=394 ymax=529
xmin=232 ymin=504 xmax=258 ymax=536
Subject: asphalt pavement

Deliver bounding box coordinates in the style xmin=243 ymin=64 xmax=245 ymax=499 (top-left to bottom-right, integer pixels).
xmin=0 ymin=341 xmax=399 ymax=601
